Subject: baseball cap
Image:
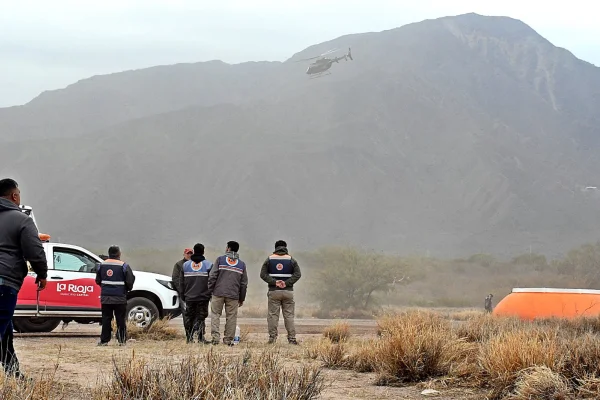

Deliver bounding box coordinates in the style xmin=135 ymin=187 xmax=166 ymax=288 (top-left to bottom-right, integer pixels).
xmin=184 ymin=248 xmax=193 ymax=254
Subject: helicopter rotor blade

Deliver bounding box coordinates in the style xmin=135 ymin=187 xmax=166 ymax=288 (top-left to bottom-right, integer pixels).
xmin=295 ymin=55 xmax=321 ymax=62
xmin=294 ymin=48 xmax=339 ymax=62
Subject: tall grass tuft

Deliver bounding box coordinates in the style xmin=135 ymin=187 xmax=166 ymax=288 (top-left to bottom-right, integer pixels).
xmin=323 ymin=321 xmax=350 ymax=343
xmin=506 ymin=366 xmax=571 ymax=400
xmin=374 ymin=311 xmax=471 ymax=385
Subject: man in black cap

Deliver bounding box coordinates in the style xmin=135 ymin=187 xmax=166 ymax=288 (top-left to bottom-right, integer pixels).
xmin=95 ymin=245 xmax=135 ymax=346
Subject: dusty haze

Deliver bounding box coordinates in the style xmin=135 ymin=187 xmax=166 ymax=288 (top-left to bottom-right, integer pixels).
xmin=2 ymin=13 xmax=600 ymax=263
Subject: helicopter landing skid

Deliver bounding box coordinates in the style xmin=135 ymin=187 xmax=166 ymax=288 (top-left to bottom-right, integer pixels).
xmin=309 ymin=72 xmax=331 ymax=79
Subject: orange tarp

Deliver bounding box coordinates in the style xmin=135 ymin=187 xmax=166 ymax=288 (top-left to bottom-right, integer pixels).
xmin=493 ymin=289 xmax=600 ymax=320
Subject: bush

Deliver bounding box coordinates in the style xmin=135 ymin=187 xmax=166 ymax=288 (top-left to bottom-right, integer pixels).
xmin=308 ymin=247 xmax=411 ymax=311
xmin=94 ymin=349 xmax=324 ymax=400
xmin=506 ymin=366 xmax=571 ymax=400
xmin=113 ymin=318 xmax=181 ymax=341
xmin=478 ymin=328 xmax=565 ymax=398
xmin=374 ymin=311 xmax=470 ymax=385
xmin=323 ymin=321 xmax=350 ymax=343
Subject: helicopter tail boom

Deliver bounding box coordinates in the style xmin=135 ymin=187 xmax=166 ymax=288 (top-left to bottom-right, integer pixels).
xmin=347 ymin=47 xmax=353 ymax=61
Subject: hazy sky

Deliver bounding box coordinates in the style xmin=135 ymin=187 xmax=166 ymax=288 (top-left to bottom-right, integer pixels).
xmin=1 ymin=0 xmax=598 ymax=107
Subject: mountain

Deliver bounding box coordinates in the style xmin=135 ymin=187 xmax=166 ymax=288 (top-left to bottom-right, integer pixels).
xmin=2 ymin=13 xmax=600 ymax=258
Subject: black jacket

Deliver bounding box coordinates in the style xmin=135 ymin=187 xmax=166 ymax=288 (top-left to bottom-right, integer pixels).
xmin=179 ymin=254 xmax=212 ymax=302
xmin=172 ymin=258 xmax=186 ymax=295
xmin=0 ymin=198 xmax=48 ymax=291
xmin=260 ymin=246 xmax=301 ymax=291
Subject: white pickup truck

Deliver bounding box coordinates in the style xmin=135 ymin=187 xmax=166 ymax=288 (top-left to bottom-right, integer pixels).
xmin=14 ymin=206 xmax=181 ymax=333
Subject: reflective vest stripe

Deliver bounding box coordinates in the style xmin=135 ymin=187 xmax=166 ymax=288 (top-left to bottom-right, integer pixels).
xmin=101 ymin=281 xmax=125 ymax=285
xmin=183 ymin=272 xmax=208 ymax=276
xmin=219 ymin=266 xmax=243 ymax=274
xmin=269 ymin=273 xmax=293 ymax=277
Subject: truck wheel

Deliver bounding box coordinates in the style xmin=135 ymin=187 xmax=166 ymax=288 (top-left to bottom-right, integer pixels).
xmin=127 ymin=297 xmax=159 ymax=329
xmin=13 ymin=318 xmax=61 ymax=333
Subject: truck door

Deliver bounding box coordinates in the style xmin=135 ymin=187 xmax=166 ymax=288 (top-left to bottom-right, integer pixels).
xmin=44 ymin=247 xmax=101 ymax=311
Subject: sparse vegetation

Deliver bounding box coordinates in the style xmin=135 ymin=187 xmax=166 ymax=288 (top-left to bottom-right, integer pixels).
xmin=93 ymin=349 xmax=324 ymax=400
xmin=0 ymin=354 xmax=63 ymax=400
xmin=306 ymin=311 xmax=600 ymax=399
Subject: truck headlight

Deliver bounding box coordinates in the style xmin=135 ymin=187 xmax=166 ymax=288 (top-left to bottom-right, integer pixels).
xmin=156 ymin=279 xmax=175 ymax=291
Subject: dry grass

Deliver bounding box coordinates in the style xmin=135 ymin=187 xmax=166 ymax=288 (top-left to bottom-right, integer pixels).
xmin=0 ymin=352 xmax=63 ymax=400
xmin=112 ymin=318 xmax=182 ymax=341
xmin=323 ymin=321 xmax=350 ymax=343
xmin=506 ymin=366 xmax=571 ymax=400
xmin=478 ymin=328 xmax=565 ymax=398
xmin=238 ymin=304 xmax=266 ymax=318
xmin=92 ymin=348 xmax=324 ymax=400
xmin=374 ymin=311 xmax=471 ymax=385
xmin=304 ymin=339 xmax=348 ymax=369
xmin=306 ymin=311 xmax=600 ymax=398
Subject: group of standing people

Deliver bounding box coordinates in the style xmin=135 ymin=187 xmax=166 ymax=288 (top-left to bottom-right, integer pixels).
xmin=0 ymin=176 xmax=304 ymax=383
xmin=172 ymin=239 xmax=302 ymax=345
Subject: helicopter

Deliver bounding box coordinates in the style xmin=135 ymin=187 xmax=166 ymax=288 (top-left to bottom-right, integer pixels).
xmin=296 ymin=47 xmax=353 ymax=78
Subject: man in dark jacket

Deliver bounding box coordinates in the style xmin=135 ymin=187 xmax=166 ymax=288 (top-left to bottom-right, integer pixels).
xmin=208 ymin=241 xmax=248 ymax=346
xmin=260 ymin=240 xmax=301 ymax=344
xmin=179 ymin=243 xmax=212 ymax=344
xmin=0 ymin=178 xmax=48 ymax=377
xmin=172 ymin=248 xmax=193 ymax=325
xmin=95 ymin=245 xmax=135 ymax=346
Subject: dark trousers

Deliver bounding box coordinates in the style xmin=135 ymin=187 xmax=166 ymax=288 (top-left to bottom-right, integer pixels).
xmin=184 ymin=300 xmax=209 ymax=342
xmin=0 ymin=285 xmax=19 ymax=375
xmin=100 ymin=303 xmax=127 ymax=344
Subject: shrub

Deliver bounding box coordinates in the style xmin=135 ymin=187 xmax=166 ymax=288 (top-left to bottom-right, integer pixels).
xmin=506 ymin=366 xmax=571 ymax=400
xmin=113 ymin=318 xmax=181 ymax=341
xmin=323 ymin=321 xmax=350 ymax=343
xmin=478 ymin=328 xmax=565 ymax=399
xmin=374 ymin=311 xmax=471 ymax=385
xmin=303 ymin=339 xmax=347 ymax=369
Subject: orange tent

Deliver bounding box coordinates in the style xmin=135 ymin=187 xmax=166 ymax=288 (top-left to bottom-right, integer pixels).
xmin=493 ymin=288 xmax=600 ymax=320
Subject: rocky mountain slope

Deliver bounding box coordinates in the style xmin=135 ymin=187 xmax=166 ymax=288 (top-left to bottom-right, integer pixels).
xmin=2 ymin=13 xmax=599 ymax=258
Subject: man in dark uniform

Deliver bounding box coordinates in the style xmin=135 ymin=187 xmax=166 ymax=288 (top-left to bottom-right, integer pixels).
xmin=179 ymin=243 xmax=212 ymax=344
xmin=260 ymin=240 xmax=301 ymax=345
xmin=95 ymin=245 xmax=135 ymax=346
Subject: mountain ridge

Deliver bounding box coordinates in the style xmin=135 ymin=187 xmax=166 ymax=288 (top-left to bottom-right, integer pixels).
xmin=2 ymin=13 xmax=600 ymax=258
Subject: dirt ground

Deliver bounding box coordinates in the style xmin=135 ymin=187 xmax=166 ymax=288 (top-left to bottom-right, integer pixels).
xmin=13 ymin=317 xmax=485 ymax=399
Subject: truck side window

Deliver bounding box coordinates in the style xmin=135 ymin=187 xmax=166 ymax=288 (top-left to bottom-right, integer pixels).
xmin=53 ymin=249 xmax=98 ymax=273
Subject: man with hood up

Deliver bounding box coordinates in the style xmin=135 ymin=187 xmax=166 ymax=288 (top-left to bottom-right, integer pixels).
xmin=208 ymin=241 xmax=248 ymax=346
xmin=260 ymin=240 xmax=302 ymax=344
xmin=0 ymin=178 xmax=48 ymax=378
xmin=179 ymin=243 xmax=212 ymax=344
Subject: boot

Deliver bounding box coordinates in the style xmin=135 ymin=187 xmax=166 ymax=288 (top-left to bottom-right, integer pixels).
xmin=198 ymin=321 xmax=210 ymax=344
